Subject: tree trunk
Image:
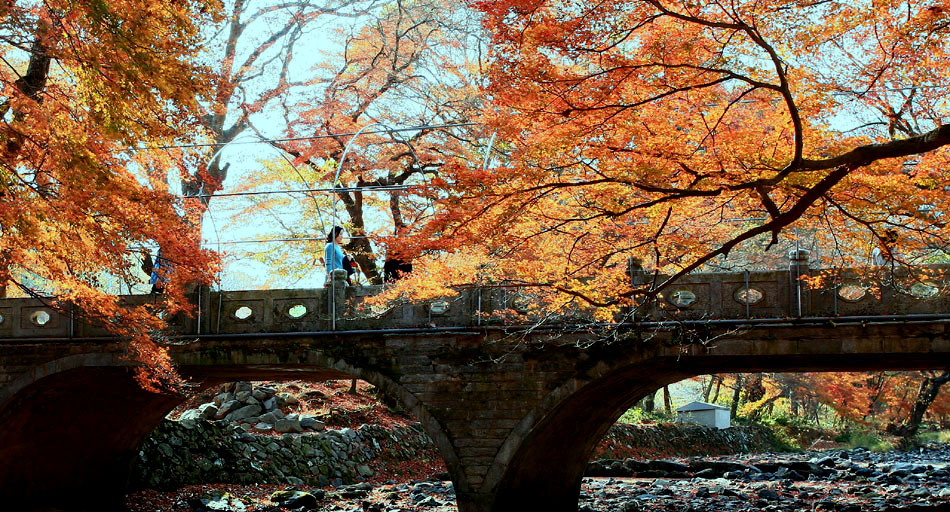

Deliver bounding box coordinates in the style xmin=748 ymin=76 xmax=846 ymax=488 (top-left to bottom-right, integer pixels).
xmin=663 ymin=386 xmax=672 ymax=414
xmin=642 ymin=391 xmax=655 ymax=413
xmin=703 ymin=376 xmax=716 ymax=402
xmin=712 ymin=378 xmax=722 ymax=403
xmin=730 ymin=374 xmax=743 ymax=419
xmin=894 ymin=370 xmax=950 ymax=440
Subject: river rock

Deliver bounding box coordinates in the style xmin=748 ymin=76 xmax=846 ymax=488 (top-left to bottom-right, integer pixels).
xmin=301 ymin=415 xmax=325 ymax=431
xmin=215 ymin=400 xmax=241 ymax=420
xmin=275 ymin=417 xmax=303 ymax=433
xmin=225 ymin=404 xmax=262 ymax=422
xmin=198 ymin=403 xmax=218 ymax=420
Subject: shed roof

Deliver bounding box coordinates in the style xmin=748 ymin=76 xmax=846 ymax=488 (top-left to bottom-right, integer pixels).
xmin=676 ymin=401 xmax=729 ymax=412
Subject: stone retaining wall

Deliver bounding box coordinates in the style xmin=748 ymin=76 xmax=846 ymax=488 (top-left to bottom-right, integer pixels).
xmin=132 ymin=419 xmax=777 ymax=490
xmin=594 ymin=422 xmax=778 ymax=461
xmin=130 ymin=419 xmax=438 ymax=490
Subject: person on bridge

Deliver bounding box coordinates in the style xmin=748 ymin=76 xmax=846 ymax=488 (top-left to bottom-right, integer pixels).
xmin=325 ymin=226 xmax=348 ymax=285
xmin=141 ymin=249 xmax=169 ymax=294
xmin=342 ymin=253 xmax=360 ymax=285
xmin=872 ymin=229 xmax=899 ymax=267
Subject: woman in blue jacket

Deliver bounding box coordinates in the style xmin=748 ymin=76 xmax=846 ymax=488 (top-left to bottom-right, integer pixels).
xmin=325 ymin=226 xmax=347 ymax=284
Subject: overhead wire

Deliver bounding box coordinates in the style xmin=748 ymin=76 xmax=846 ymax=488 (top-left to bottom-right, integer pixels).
xmin=199 ymin=183 xmax=417 ymax=200
xmin=133 ymin=122 xmax=479 ymax=151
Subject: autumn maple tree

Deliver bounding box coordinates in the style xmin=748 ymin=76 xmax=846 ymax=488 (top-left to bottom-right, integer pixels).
xmin=692 ymin=371 xmax=950 ymax=442
xmin=0 ymin=1 xmax=222 ymax=390
xmin=221 ymin=0 xmax=487 ymax=286
xmin=381 ymin=0 xmax=950 ymax=318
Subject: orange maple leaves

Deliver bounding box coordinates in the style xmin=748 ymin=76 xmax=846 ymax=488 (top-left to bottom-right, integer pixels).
xmin=377 ymin=0 xmax=950 ymax=317
xmin=1 ymin=0 xmax=224 ymax=391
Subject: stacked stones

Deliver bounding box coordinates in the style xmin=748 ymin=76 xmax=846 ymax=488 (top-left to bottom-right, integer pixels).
xmin=131 ymin=418 xmax=437 ymax=490
xmin=178 ymin=382 xmax=325 ymax=434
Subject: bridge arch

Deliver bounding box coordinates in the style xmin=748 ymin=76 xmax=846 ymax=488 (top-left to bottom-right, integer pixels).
xmin=0 ymin=351 xmax=126 ymax=406
xmin=476 ymin=322 xmax=950 ymax=512
xmin=0 ymin=350 xmax=462 ymax=510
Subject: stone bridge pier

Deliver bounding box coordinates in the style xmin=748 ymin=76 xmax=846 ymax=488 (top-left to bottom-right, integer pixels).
xmin=3 ymin=319 xmax=950 ymax=511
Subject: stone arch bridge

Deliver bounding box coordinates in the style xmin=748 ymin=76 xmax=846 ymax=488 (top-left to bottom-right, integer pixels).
xmin=2 ymin=256 xmax=950 ymax=511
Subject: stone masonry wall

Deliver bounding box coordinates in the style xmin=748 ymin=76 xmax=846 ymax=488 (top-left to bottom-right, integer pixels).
xmin=130 ymin=419 xmax=439 ymax=490
xmin=132 ymin=418 xmax=776 ymax=490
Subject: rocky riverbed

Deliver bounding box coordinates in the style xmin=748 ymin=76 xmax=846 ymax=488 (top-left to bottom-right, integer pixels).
xmin=129 ymin=444 xmax=950 ymax=511
xmin=128 ymin=382 xmax=950 ymax=511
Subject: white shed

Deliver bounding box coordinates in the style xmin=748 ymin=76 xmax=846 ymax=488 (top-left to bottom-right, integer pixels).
xmin=675 ymin=401 xmax=731 ymax=429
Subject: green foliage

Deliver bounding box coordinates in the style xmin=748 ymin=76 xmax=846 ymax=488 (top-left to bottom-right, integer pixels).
xmin=758 ymin=415 xmax=830 ymax=451
xmin=616 ymin=407 xmax=673 ymax=424
xmin=916 ymin=430 xmax=950 ymax=444
xmin=836 ymin=429 xmax=896 ymax=452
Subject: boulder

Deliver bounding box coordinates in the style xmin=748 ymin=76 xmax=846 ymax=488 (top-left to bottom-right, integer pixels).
xmin=418 ymin=496 xmax=442 ymax=507
xmin=215 ymin=400 xmax=241 ymax=420
xmin=253 ymin=386 xmax=277 ymax=401
xmin=262 ymin=397 xmax=277 ymax=411
xmin=198 ymin=403 xmax=218 ymax=420
xmin=277 ymin=392 xmax=299 ymax=406
xmin=275 ymin=418 xmax=303 ymax=433
xmin=271 ymin=490 xmax=320 ymax=510
xmin=192 ymin=492 xmax=246 ymax=512
xmin=225 ymin=404 xmax=263 ymax=422
xmin=258 ymin=411 xmax=282 ymax=425
xmin=688 ymin=461 xmax=749 ymax=475
xmin=647 ymin=460 xmax=690 ymax=473
xmin=179 ymin=409 xmax=202 ymax=421
xmin=300 ymin=416 xmax=325 ymax=431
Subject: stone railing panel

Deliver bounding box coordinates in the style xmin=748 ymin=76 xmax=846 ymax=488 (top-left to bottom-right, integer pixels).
xmin=3 ymin=263 xmax=950 ymax=340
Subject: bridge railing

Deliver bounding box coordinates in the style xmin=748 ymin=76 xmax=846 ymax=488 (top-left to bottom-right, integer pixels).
xmin=1 ymin=254 xmax=949 ymax=339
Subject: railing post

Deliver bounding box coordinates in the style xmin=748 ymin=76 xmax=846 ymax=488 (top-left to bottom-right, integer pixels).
xmin=788 ymin=249 xmax=810 ymax=317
